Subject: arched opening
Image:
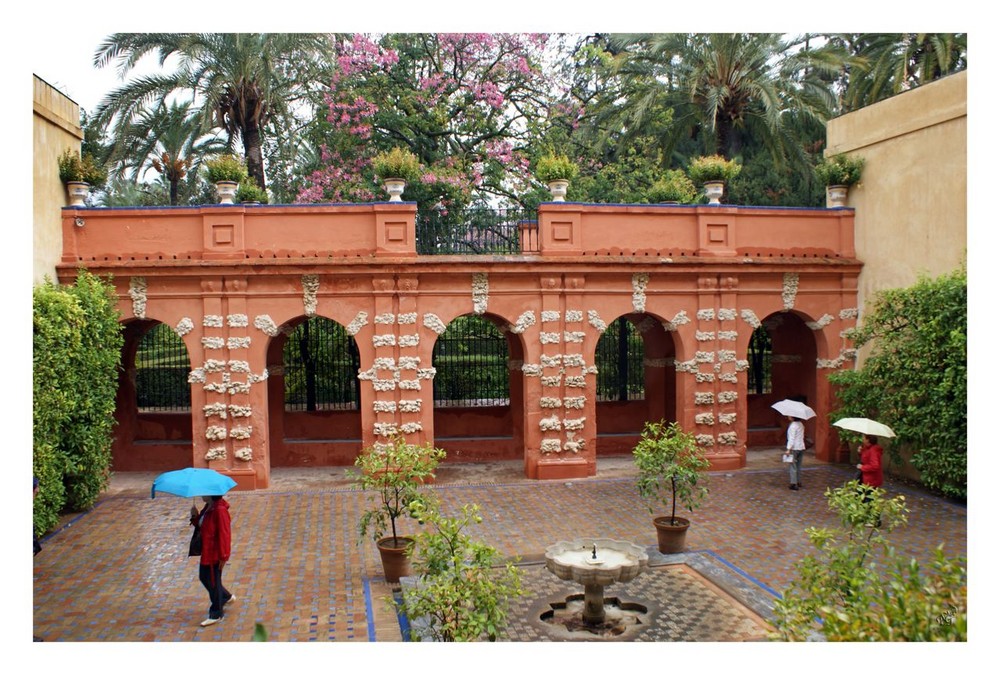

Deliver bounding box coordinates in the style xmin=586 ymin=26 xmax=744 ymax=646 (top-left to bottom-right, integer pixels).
xmin=746 ymin=313 xmax=818 ymax=447
xmin=431 ymin=314 xmax=523 ymax=461
xmin=267 ymin=316 xmax=363 ymax=466
xmin=112 ymin=319 xmax=194 ymax=471
xmin=595 ymin=313 xmax=677 ymax=454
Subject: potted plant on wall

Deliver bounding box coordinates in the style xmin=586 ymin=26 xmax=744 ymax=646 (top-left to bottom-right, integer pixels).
xmin=647 ymin=169 xmax=698 ymax=204
xmin=205 ymin=154 xmax=249 ymax=204
xmin=58 ymin=149 xmax=106 ymax=206
xmin=535 ymin=153 xmax=579 ymax=202
xmin=236 ymin=178 xmax=268 ymax=205
xmin=372 ymin=146 xmax=422 ymax=202
xmin=633 ymin=420 xmax=710 ymax=553
xmin=687 ymin=154 xmax=741 ymax=205
xmin=815 ymin=154 xmax=865 ymax=208
xmin=351 ymin=434 xmax=445 ymax=583
xmin=401 ymin=502 xmax=524 ymax=641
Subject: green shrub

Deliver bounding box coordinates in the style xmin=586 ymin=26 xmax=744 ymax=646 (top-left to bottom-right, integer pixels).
xmin=372 ymin=147 xmax=422 ymax=182
xmin=57 ymin=149 xmax=106 ymax=186
xmin=815 ymin=153 xmax=865 ymax=186
xmin=404 ymin=502 xmax=524 ymax=641
xmin=33 ymin=271 xmax=123 ymax=531
xmin=687 ymin=154 xmax=741 ymax=184
xmin=772 ymin=483 xmax=966 ymax=641
xmin=535 ymin=153 xmax=579 ymax=183
xmin=647 ymin=170 xmax=698 ymax=203
xmin=236 ymin=178 xmax=268 ymax=203
xmin=205 ymin=154 xmax=248 ymax=183
xmin=829 ymin=267 xmax=966 ymax=498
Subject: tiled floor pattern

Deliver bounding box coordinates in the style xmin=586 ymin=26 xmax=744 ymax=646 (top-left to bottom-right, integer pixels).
xmin=490 ymin=561 xmax=772 ymax=642
xmin=33 ymin=463 xmax=966 ymax=641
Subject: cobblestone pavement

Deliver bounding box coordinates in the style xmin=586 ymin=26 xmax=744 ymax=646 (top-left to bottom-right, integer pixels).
xmin=32 ymin=449 xmax=966 ymax=645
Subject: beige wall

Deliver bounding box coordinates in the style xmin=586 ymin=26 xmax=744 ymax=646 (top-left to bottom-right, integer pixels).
xmin=33 ymin=75 xmax=83 ymax=285
xmin=826 ymin=70 xmax=967 ymax=333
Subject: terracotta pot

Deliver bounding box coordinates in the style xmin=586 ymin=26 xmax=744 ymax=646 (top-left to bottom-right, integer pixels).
xmin=653 ymin=516 xmax=690 ymax=554
xmin=377 ymin=535 xmax=414 ymax=583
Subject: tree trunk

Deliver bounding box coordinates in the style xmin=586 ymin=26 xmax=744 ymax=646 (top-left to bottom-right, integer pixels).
xmin=242 ymin=121 xmax=267 ymax=191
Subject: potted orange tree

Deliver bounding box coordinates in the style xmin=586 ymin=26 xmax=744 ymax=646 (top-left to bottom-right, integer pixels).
xmin=633 ymin=420 xmax=710 ymax=553
xmin=351 ymin=434 xmax=445 ymax=583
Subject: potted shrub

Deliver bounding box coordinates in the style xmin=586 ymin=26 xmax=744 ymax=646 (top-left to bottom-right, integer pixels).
xmin=815 ymin=154 xmax=865 ymax=207
xmin=236 ymin=178 xmax=268 ymax=205
xmin=647 ymin=169 xmax=698 ymax=204
xmin=58 ymin=149 xmax=106 ymax=206
xmin=633 ymin=420 xmax=710 ymax=553
xmin=687 ymin=154 xmax=741 ymax=205
xmin=372 ymin=147 xmax=421 ymax=202
xmin=401 ymin=502 xmax=524 ymax=641
xmin=535 ymin=153 xmax=579 ymax=202
xmin=204 ymin=154 xmax=248 ymax=204
xmin=350 ymin=434 xmax=445 ymax=583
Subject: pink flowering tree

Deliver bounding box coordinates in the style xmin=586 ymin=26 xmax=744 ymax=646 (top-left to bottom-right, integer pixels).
xmin=297 ymin=33 xmax=562 ymax=210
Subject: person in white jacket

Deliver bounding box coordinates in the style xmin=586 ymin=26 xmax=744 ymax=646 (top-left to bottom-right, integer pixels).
xmin=783 ymin=415 xmax=806 ymax=490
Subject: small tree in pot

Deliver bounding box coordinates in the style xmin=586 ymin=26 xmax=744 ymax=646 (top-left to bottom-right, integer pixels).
xmin=633 ymin=420 xmax=710 ymax=553
xmin=351 ymin=434 xmax=445 ymax=583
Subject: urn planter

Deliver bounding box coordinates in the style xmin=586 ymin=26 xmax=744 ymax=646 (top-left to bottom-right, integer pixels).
xmin=547 ymin=179 xmax=569 ymax=202
xmin=65 ymin=181 xmax=90 ymax=207
xmin=215 ymin=180 xmax=239 ymax=204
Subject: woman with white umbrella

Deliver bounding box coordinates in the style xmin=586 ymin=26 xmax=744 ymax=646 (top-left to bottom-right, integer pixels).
xmin=772 ymin=399 xmax=816 ymax=491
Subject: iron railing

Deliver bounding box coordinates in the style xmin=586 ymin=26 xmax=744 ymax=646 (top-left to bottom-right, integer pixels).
xmin=416 ymin=207 xmax=538 ymax=255
xmin=747 ymin=325 xmax=773 ymax=394
xmin=136 ymin=323 xmax=192 ymax=411
xmin=596 ymin=318 xmax=645 ymax=401
xmin=432 ymin=316 xmax=510 ymax=406
xmin=283 ymin=317 xmax=361 ymax=411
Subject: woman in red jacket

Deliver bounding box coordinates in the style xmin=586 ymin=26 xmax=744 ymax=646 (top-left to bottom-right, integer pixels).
xmin=191 ymin=495 xmax=233 ymax=627
xmin=856 ymin=435 xmax=884 ymax=488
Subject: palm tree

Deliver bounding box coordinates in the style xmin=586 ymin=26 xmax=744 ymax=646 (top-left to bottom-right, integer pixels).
xmin=93 ymin=33 xmax=334 ymax=191
xmin=831 ymin=33 xmax=967 ymax=112
xmin=108 ymin=100 xmax=226 ymax=205
xmin=593 ymin=33 xmax=841 ymax=165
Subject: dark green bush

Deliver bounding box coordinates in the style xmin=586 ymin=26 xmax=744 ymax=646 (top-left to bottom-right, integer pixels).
xmin=33 ymin=271 xmax=123 ymax=534
xmin=830 ymin=267 xmax=967 ymax=498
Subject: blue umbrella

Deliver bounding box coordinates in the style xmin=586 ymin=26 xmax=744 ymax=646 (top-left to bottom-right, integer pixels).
xmin=151 ymin=468 xmax=236 ymax=499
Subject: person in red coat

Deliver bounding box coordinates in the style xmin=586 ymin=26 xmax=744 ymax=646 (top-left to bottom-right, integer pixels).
xmin=190 ymin=495 xmax=233 ymax=627
xmin=856 ymin=435 xmax=884 ymax=488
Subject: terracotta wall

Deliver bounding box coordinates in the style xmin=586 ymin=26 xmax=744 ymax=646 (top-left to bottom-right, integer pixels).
xmin=62 ymin=202 xmax=862 ymax=488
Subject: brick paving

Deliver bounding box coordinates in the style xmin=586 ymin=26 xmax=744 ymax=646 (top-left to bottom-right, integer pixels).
xmin=32 ymin=451 xmax=966 ymax=642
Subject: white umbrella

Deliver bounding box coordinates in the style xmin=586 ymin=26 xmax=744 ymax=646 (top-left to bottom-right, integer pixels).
xmin=771 ymin=399 xmax=816 ymax=420
xmin=833 ymin=417 xmax=896 ymax=438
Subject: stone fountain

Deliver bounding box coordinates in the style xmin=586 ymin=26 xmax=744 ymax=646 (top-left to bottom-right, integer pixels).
xmin=543 ymin=538 xmax=648 ymax=632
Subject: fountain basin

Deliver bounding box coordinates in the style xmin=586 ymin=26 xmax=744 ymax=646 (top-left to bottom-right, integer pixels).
xmin=545 ymin=538 xmax=648 ymax=587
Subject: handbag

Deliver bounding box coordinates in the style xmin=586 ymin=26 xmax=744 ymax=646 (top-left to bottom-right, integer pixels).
xmin=188 ymin=526 xmax=203 ymax=557
xmin=782 ymin=453 xmax=794 ymax=463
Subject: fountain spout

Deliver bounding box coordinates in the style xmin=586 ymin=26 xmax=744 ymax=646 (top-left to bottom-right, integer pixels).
xmin=592 ymin=544 xmax=597 ymax=560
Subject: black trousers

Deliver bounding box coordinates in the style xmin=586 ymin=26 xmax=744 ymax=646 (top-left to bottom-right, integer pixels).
xmin=198 ymin=563 xmax=231 ymax=619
